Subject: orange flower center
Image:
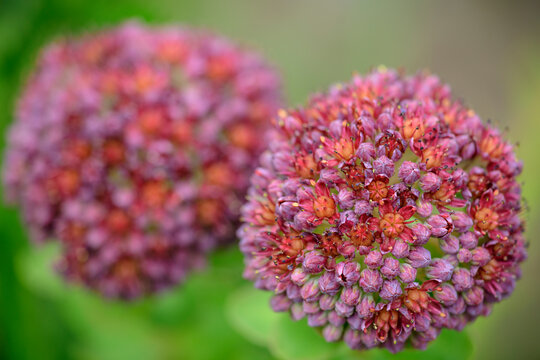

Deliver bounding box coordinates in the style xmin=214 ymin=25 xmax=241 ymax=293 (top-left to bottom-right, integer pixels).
xmin=255 ymin=199 xmax=276 ymax=226
xmin=295 ymin=153 xmax=318 ymax=179
xmin=320 ymin=233 xmax=343 ymax=256
xmin=313 ymin=196 xmax=336 ymax=219
xmin=475 ymin=207 xmax=499 ymax=231
xmin=141 ymin=181 xmax=169 ymax=208
xmin=113 ymin=258 xmax=139 ymax=280
xmin=171 ymin=121 xmax=192 ymax=144
xmin=334 ymin=137 xmax=355 ymax=161
xmin=227 ymin=123 xmax=255 ymax=149
xmin=432 ymin=182 xmax=454 ymax=201
xmin=479 ymin=259 xmax=499 ymax=281
xmin=197 ymin=199 xmax=221 ymax=226
xmin=402 ymin=117 xmax=424 ymax=140
xmin=271 ymin=236 xmax=305 ymax=272
xmin=62 ymin=222 xmax=86 ymax=243
xmin=467 ymin=173 xmax=489 ymax=197
xmin=134 ymin=67 xmax=160 ymax=94
xmin=343 ymin=164 xmax=366 ymax=191
xmin=367 ymin=180 xmax=388 ymax=201
xmin=422 ymin=147 xmax=443 ymax=169
xmin=380 ymin=212 xmax=405 ymax=237
xmin=479 ymin=135 xmax=504 ymax=158
xmin=103 ymin=139 xmax=125 ymax=164
xmin=107 ymin=209 xmax=131 ymax=234
xmin=56 ymin=169 xmax=81 ymax=197
xmin=350 ymin=223 xmax=374 ymax=247
xmin=206 ymin=163 xmax=233 ymax=187
xmin=139 ymin=109 xmax=164 ymax=136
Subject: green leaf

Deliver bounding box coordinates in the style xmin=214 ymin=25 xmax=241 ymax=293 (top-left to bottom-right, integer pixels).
xmin=269 ymin=315 xmax=343 ymax=360
xmin=226 ymin=285 xmax=277 ymax=346
xmin=16 ymin=241 xmax=67 ymax=299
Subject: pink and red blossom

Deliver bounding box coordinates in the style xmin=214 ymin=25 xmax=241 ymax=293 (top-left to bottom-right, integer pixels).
xmin=239 ymin=68 xmax=525 ymax=352
xmin=3 ymin=22 xmax=282 ymax=299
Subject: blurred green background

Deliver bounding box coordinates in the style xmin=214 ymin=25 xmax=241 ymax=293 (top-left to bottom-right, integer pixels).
xmin=1 ymin=1 xmax=539 ymax=359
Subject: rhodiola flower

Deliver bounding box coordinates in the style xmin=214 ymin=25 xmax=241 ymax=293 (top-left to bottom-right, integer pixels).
xmin=238 ymin=68 xmax=526 ymax=352
xmin=2 ymin=22 xmax=282 ymax=299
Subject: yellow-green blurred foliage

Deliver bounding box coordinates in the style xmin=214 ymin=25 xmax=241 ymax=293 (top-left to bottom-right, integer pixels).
xmin=1 ymin=1 xmax=538 ymax=359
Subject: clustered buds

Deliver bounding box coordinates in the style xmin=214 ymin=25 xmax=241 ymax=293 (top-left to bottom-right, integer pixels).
xmin=2 ymin=22 xmax=281 ymax=299
xmin=239 ymin=68 xmax=526 ymax=352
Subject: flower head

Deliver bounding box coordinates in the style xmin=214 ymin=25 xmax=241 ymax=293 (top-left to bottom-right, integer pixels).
xmin=239 ymin=68 xmax=525 ymax=352
xmin=3 ymin=22 xmax=281 ymax=299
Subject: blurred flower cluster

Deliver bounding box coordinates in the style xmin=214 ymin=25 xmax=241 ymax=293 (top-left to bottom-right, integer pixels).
xmin=239 ymin=68 xmax=526 ymax=352
xmin=2 ymin=22 xmax=282 ymax=299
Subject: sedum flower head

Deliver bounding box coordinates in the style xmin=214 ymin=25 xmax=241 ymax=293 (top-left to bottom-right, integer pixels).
xmin=239 ymin=68 xmax=526 ymax=352
xmin=3 ymin=22 xmax=281 ymax=299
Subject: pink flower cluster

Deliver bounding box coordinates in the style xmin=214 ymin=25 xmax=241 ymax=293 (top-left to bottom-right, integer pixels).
xmin=3 ymin=22 xmax=282 ymax=299
xmin=239 ymin=68 xmax=526 ymax=352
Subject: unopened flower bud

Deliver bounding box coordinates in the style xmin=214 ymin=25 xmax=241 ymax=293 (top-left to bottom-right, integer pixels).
xmin=399 ymin=161 xmax=421 ymax=185
xmin=452 ymin=168 xmax=469 ymax=188
xmin=408 ymin=247 xmax=432 ymax=268
xmin=459 ymin=232 xmax=478 ymax=249
xmin=323 ymin=324 xmax=343 ymax=342
xmin=471 ymin=247 xmax=491 ymax=266
xmin=308 ymin=312 xmax=328 ymax=327
xmin=335 ymin=300 xmax=355 ymax=317
xmin=463 ymin=286 xmax=484 ymax=306
xmin=338 ymin=188 xmax=355 ymax=209
xmin=373 ymin=156 xmax=394 ymax=177
xmin=440 ymin=235 xmax=460 ymax=254
xmin=457 ymin=248 xmax=472 ymax=263
xmin=416 ymin=200 xmax=433 ymax=218
xmin=420 ymin=173 xmax=441 ymax=192
xmin=319 ymin=271 xmax=341 ymax=295
xmin=357 ymin=143 xmax=375 ymax=161
xmin=359 ymin=269 xmax=383 ymax=293
xmin=412 ymin=223 xmax=431 ymax=245
xmin=448 ymin=297 xmax=466 ymax=315
xmin=452 ymin=268 xmax=473 ymax=291
xmin=380 ymin=280 xmax=402 ymax=300
xmin=327 ymin=310 xmax=346 ymax=327
xmin=380 ymin=257 xmax=400 ymax=279
xmin=303 ymin=300 xmax=321 ymax=314
xmin=427 ymin=258 xmax=454 ymax=281
xmin=291 ymin=267 xmax=309 ymax=286
xmin=344 ymin=329 xmax=363 ymax=350
xmin=336 ymin=261 xmax=361 ymax=286
xmin=270 ymin=295 xmax=292 ymax=312
xmin=434 ymin=284 xmax=458 ymax=305
xmin=301 ymin=279 xmax=320 ymax=302
xmin=354 ymin=200 xmax=373 ymax=215
xmin=391 ymin=239 xmax=410 ymax=258
xmin=399 ymin=263 xmax=417 ymax=283
xmin=365 ymin=250 xmax=383 ymax=268
xmin=428 ymin=214 xmax=453 ymax=237
xmin=290 ymin=302 xmax=305 ymax=320
xmin=303 ymin=251 xmax=326 ymax=274
xmin=286 ymin=283 xmax=302 ymax=302
xmin=319 ymin=294 xmax=337 ymax=311
xmin=356 ymin=295 xmax=375 ymax=318
xmin=452 ymin=212 xmax=473 ymax=233
xmin=340 ymin=286 xmax=361 ymax=306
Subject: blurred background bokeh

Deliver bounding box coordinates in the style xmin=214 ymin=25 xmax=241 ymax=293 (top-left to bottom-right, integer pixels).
xmin=1 ymin=1 xmax=539 ymax=359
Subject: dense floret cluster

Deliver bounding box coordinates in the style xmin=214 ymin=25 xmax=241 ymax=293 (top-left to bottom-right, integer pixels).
xmin=3 ymin=22 xmax=281 ymax=299
xmin=239 ymin=68 xmax=526 ymax=352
